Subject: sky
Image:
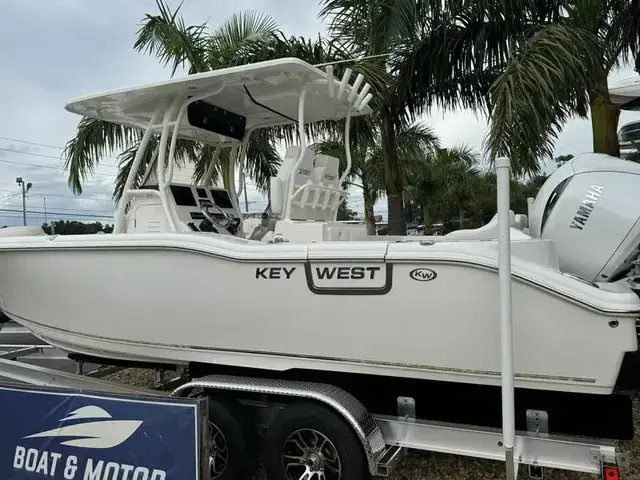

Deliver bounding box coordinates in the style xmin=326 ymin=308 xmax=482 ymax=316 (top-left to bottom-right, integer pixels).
xmin=1 ymin=0 xmax=640 ymax=226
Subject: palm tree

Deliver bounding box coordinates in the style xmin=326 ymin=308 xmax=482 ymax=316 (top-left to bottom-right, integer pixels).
xmin=405 ymin=145 xmax=480 ymax=229
xmin=62 ymin=0 xmax=342 ymax=202
xmin=318 ymin=0 xmax=451 ymax=235
xmin=399 ymin=1 xmax=640 ymax=176
xmin=313 ymin=120 xmax=439 ymax=234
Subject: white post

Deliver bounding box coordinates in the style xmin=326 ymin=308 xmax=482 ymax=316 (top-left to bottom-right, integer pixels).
xmin=284 ymin=83 xmax=309 ymax=220
xmin=156 ymin=96 xmax=181 ymax=232
xmin=496 ymin=156 xmax=516 ymax=480
xmin=527 ymin=197 xmax=534 ymax=219
xmin=201 ymin=145 xmax=222 ymax=186
xmin=526 ymin=197 xmax=535 ymax=235
xmin=227 ymin=143 xmax=241 ymax=212
xmin=113 ymin=105 xmax=163 ymax=233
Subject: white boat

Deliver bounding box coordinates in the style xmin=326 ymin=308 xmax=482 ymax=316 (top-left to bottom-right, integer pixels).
xmin=0 ymin=58 xmax=639 ymax=405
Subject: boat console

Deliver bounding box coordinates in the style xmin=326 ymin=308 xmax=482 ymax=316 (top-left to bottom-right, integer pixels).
xmin=125 ymin=182 xmax=242 ymax=235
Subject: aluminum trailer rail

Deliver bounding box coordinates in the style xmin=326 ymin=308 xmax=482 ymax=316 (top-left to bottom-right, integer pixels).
xmin=0 ymin=357 xmax=628 ymax=478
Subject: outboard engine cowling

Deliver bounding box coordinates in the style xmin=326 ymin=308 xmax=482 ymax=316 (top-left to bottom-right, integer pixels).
xmin=529 ymin=153 xmax=640 ymax=284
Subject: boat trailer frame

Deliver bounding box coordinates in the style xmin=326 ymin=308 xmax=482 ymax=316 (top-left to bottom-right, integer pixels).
xmin=0 ymin=355 xmax=629 ymax=479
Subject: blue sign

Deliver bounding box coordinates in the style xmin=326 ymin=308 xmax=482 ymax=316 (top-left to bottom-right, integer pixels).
xmin=0 ymin=384 xmax=203 ymax=479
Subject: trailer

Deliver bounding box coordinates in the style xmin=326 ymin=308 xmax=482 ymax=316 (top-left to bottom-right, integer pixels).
xmin=0 ymin=354 xmax=630 ymax=480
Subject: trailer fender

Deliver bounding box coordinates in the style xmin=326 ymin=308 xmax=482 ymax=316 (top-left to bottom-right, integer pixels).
xmin=170 ymin=373 xmax=386 ymax=475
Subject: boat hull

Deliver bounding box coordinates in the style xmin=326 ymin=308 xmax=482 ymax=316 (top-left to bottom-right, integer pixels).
xmin=0 ymin=233 xmax=638 ymax=395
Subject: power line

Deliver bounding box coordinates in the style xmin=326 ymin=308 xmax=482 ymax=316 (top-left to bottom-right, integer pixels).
xmin=0 ymin=207 xmax=113 ymax=219
xmin=0 ymin=137 xmax=268 ymax=195
xmin=0 ymin=135 xmax=120 ymax=160
xmin=0 ymin=149 xmax=119 ymax=177
xmin=0 ymin=151 xmax=263 ymax=193
xmin=1 ymin=203 xmax=113 ymax=215
xmin=0 ymin=186 xmax=114 ymax=203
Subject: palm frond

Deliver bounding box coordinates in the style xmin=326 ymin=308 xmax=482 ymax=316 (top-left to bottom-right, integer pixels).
xmin=208 ymin=10 xmax=279 ymax=67
xmin=192 ymin=144 xmax=223 ymax=185
xmin=395 ymin=0 xmax=566 ymax=117
xmin=134 ymin=0 xmax=209 ymax=75
xmin=485 ymin=23 xmax=604 ymax=175
xmin=394 ymin=122 xmax=440 ymax=158
xmin=601 ymin=0 xmax=640 ymax=72
xmin=112 ymin=139 xmax=158 ymax=203
xmin=62 ymin=118 xmax=142 ymax=195
xmin=244 ymin=129 xmax=280 ymax=193
xmin=112 ymin=137 xmax=199 ymax=202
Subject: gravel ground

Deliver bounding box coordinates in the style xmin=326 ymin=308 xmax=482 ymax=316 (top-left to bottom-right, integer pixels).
xmin=107 ymin=368 xmax=640 ymax=479
xmin=104 ymin=367 xmax=164 ymax=389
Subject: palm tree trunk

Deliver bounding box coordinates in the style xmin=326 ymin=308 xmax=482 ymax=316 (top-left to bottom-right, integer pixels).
xmin=590 ymin=87 xmax=621 ymax=157
xmin=381 ymin=114 xmax=405 ymax=235
xmin=361 ymin=170 xmax=377 ymax=235
xmin=364 ymin=194 xmax=376 ymax=235
xmin=422 ymin=202 xmax=430 ymax=227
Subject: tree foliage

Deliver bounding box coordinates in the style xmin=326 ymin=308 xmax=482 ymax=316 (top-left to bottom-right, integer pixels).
xmin=41 ymin=220 xmax=114 ymax=235
xmin=397 ymin=1 xmax=640 ymax=175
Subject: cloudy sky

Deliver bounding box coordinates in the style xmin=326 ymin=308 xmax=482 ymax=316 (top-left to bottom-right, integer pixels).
xmin=1 ymin=0 xmax=640 ymax=227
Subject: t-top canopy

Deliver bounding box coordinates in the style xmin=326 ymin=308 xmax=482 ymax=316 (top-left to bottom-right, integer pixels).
xmin=65 ymin=58 xmax=373 ymax=145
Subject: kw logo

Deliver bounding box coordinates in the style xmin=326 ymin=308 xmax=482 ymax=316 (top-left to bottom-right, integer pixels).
xmin=409 ymin=268 xmax=437 ymax=282
xmin=23 ymin=405 xmax=142 ymax=449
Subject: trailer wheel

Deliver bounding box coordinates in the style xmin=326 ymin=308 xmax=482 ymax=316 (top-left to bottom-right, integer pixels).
xmin=263 ymin=402 xmax=370 ymax=480
xmin=202 ymin=396 xmax=256 ymax=480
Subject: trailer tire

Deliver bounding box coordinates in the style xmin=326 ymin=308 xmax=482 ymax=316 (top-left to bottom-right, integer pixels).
xmin=263 ymin=402 xmax=370 ymax=480
xmin=202 ymin=395 xmax=256 ymax=480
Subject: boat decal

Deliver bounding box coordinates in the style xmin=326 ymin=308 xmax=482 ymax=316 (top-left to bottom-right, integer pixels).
xmin=23 ymin=405 xmax=143 ymax=449
xmin=569 ymin=184 xmax=603 ymax=230
xmin=409 ymin=268 xmax=437 ymax=282
xmin=315 ymin=266 xmax=380 ymax=280
xmin=254 ymin=266 xmax=296 ymax=279
xmin=304 ymin=263 xmax=392 ymax=295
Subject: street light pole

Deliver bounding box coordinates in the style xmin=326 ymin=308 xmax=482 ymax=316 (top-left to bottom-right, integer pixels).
xmin=15 ymin=177 xmax=32 ymax=226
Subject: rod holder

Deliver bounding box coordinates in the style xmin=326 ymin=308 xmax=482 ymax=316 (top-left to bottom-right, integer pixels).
xmin=357 ymin=93 xmax=373 ymax=111
xmin=326 ymin=65 xmax=335 ymax=98
xmin=354 ymin=83 xmax=371 ymax=109
xmin=348 ymin=73 xmax=365 ymax=102
xmin=337 ymin=68 xmax=352 ymax=100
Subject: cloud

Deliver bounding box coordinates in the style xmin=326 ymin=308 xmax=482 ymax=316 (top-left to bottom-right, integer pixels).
xmin=0 ymin=0 xmax=637 ymax=226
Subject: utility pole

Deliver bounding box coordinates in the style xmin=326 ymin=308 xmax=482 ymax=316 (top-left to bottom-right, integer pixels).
xmin=43 ymin=197 xmax=47 ymax=225
xmin=15 ymin=177 xmax=32 ymax=226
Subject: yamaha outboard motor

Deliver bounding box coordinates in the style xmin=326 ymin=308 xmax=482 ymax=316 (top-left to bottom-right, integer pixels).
xmin=529 ymin=153 xmax=640 ymax=285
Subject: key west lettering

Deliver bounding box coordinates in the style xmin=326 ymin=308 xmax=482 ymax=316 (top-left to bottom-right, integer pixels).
xmin=255 ymin=267 xmax=296 ymax=279
xmin=315 ymin=266 xmax=380 ymax=280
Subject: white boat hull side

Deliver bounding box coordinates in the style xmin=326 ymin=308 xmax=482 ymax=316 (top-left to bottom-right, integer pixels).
xmin=0 ymin=237 xmax=637 ymax=395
